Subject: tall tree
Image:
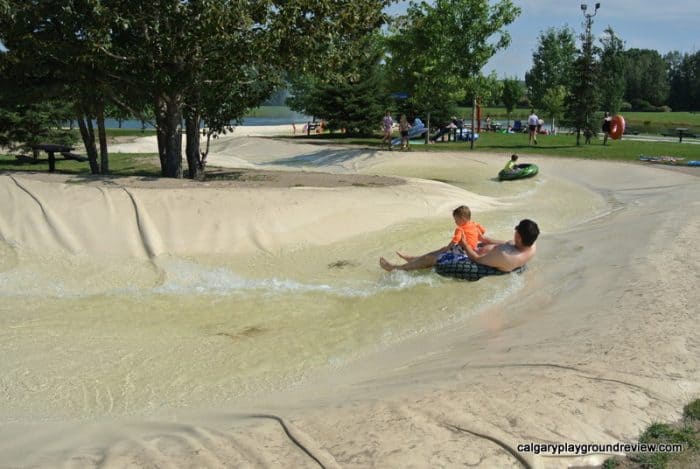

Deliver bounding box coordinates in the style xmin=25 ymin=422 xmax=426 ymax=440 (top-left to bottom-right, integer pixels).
xmin=566 ymin=20 xmax=600 ymax=145
xmin=667 ymin=51 xmax=700 ymax=112
xmin=0 ymin=0 xmax=118 ymax=174
xmin=525 ymin=27 xmax=576 ymax=110
xmin=598 ymin=27 xmax=626 ymax=115
xmin=287 ymin=33 xmax=391 ymax=135
xmin=500 ymin=77 xmax=522 ymax=126
xmin=540 ymin=85 xmax=567 ymax=133
xmin=385 ymin=0 xmax=520 ymax=128
xmin=623 ymin=48 xmax=669 ymax=108
xmin=114 ymin=0 xmax=392 ymax=178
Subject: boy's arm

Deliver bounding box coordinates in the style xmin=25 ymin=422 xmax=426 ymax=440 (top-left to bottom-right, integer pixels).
xmin=462 ymin=243 xmax=482 ymax=260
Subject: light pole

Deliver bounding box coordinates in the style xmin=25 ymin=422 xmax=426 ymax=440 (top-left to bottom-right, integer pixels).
xmin=580 ymin=3 xmax=600 ymax=43
xmin=577 ymin=2 xmax=600 ymax=144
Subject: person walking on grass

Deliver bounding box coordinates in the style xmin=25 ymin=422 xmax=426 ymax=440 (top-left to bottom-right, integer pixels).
xmin=399 ymin=114 xmax=411 ymax=151
xmin=602 ymin=111 xmax=612 ymax=145
xmin=528 ymin=109 xmax=539 ymax=145
xmin=381 ymin=110 xmax=394 ymax=149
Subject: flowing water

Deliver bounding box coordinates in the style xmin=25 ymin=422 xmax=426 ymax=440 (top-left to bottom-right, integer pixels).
xmin=0 ymin=159 xmax=608 ymax=422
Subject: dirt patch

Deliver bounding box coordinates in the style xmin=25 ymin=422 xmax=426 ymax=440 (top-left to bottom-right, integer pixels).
xmin=4 ymin=166 xmax=405 ymax=190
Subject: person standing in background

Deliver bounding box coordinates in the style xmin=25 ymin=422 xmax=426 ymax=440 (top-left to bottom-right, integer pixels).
xmin=381 ymin=110 xmax=394 ymax=149
xmin=528 ymin=109 xmax=539 ymax=145
xmin=602 ymin=111 xmax=612 ymax=145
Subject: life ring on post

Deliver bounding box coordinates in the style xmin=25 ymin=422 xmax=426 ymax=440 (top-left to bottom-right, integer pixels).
xmin=609 ymin=115 xmax=625 ymax=140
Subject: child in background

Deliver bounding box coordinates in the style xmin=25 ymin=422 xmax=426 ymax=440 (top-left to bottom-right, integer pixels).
xmin=503 ymin=154 xmax=519 ymax=172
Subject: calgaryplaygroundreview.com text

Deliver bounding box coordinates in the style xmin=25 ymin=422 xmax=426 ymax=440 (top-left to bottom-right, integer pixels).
xmin=517 ymin=441 xmax=684 ymax=456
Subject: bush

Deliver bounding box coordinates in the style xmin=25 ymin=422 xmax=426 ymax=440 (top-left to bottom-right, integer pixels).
xmin=658 ymin=105 xmax=672 ymax=112
xmin=620 ymin=102 xmax=632 ymax=112
xmin=631 ymin=98 xmax=655 ymax=112
xmin=684 ymin=399 xmax=700 ymax=420
xmin=517 ymin=96 xmax=532 ymax=108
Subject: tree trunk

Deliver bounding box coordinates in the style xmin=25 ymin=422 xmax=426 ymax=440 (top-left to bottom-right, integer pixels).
xmin=185 ymin=112 xmax=204 ymax=179
xmin=155 ymin=94 xmax=183 ymax=178
xmin=75 ymin=107 xmax=100 ymax=174
xmin=470 ymin=98 xmax=476 ymax=150
xmin=96 ymin=101 xmax=109 ymax=174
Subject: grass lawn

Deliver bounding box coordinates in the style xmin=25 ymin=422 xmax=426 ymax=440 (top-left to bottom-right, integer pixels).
xmin=0 ymin=152 xmax=161 ymax=177
xmin=455 ymin=107 xmax=700 ymax=134
xmin=2 ymin=129 xmax=697 ymax=178
xmin=320 ymin=131 xmax=699 ymax=163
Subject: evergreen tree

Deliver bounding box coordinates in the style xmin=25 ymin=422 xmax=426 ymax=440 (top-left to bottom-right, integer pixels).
xmin=287 ymin=34 xmax=390 ymax=135
xmin=598 ymin=27 xmax=626 ymax=115
xmin=566 ymin=22 xmax=600 ymax=145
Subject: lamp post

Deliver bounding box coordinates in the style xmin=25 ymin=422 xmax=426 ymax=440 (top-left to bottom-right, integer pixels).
xmin=580 ymin=3 xmax=600 ymax=44
xmin=577 ymin=2 xmax=600 ymax=145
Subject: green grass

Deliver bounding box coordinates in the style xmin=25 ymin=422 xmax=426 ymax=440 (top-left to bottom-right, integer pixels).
xmin=454 ymin=107 xmax=700 ymax=134
xmin=602 ymin=399 xmax=700 ymax=469
xmin=3 ymin=126 xmax=698 ymax=179
xmin=301 ymin=131 xmax=699 ymax=163
xmin=0 ymin=152 xmax=161 ymax=177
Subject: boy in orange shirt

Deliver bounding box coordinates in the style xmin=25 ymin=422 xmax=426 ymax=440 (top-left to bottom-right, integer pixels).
xmin=384 ymin=205 xmax=488 ymax=269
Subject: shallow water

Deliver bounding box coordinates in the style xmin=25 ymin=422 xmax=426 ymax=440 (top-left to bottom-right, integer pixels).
xmin=0 ymin=164 xmax=607 ymax=421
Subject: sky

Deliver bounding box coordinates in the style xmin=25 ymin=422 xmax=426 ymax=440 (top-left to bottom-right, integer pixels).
xmin=386 ymin=0 xmax=699 ymax=79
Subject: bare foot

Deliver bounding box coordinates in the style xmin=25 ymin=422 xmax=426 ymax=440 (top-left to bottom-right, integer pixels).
xmin=396 ymin=251 xmax=415 ymax=261
xmin=379 ymin=257 xmax=396 ymax=272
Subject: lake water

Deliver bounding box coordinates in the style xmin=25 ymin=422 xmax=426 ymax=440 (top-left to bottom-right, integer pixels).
xmin=100 ymin=113 xmax=312 ymax=130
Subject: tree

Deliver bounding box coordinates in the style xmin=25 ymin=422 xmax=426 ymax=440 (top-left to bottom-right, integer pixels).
xmin=667 ymin=51 xmax=700 ymax=112
xmin=540 ymin=85 xmax=567 ymax=133
xmin=114 ymin=0 xmax=392 ymax=178
xmin=385 ymin=0 xmax=520 ymax=129
xmin=0 ymin=0 xmax=118 ymax=174
xmin=500 ymin=78 xmax=522 ymax=126
xmin=287 ymin=34 xmax=391 ymax=135
xmin=623 ymin=49 xmax=669 ymax=108
xmin=598 ymin=27 xmax=626 ymax=115
xmin=566 ymin=19 xmax=600 ymax=145
xmin=525 ymin=27 xmax=576 ymax=109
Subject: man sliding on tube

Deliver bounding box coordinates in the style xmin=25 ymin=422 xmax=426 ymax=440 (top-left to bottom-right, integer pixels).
xmin=380 ymin=219 xmax=539 ymax=274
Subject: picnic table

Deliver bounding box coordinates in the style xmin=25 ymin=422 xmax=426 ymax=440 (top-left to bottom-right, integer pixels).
xmin=674 ymin=128 xmax=692 ymax=143
xmin=30 ymin=143 xmax=87 ymax=172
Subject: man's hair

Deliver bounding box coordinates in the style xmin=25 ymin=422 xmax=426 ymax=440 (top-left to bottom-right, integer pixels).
xmin=511 ymin=154 xmax=519 ymax=161
xmin=515 ymin=219 xmax=539 ymax=246
xmin=453 ymin=205 xmax=471 ymax=220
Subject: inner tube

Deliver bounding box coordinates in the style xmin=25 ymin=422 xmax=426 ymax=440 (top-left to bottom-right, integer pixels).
xmin=435 ymin=257 xmax=526 ymax=281
xmin=499 ymin=163 xmax=539 ymax=181
xmin=609 ymin=115 xmax=625 ymax=140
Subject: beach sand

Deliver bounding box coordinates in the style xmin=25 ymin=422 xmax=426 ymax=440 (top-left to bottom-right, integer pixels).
xmin=0 ymin=128 xmax=698 ymax=468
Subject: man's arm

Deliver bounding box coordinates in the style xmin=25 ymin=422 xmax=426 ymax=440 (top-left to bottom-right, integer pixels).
xmin=480 ymin=235 xmax=505 ymax=246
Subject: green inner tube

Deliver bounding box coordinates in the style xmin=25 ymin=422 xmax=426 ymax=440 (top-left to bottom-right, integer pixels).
xmin=499 ymin=163 xmax=539 ymax=181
